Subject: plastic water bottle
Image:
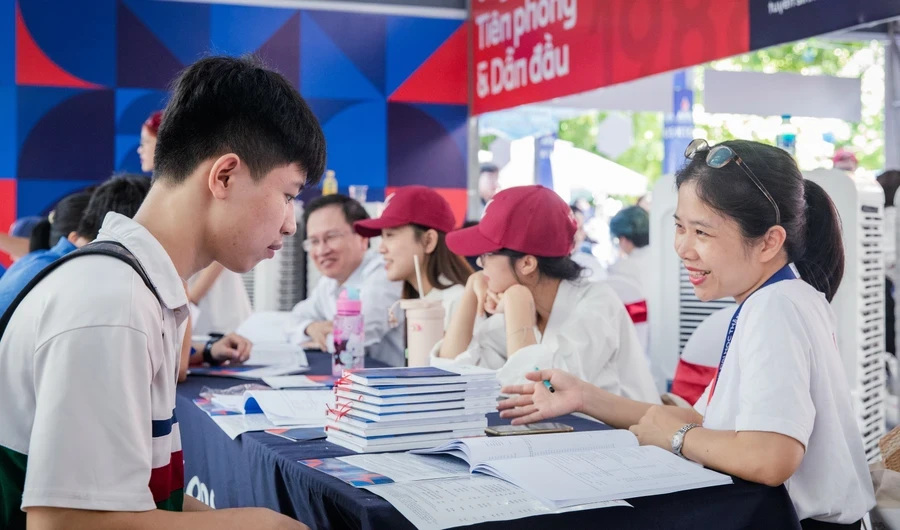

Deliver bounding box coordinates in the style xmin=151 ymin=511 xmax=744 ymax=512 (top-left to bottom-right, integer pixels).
xmin=776 ymin=115 xmax=797 ymax=157
xmin=322 ymin=169 xmax=338 ymax=196
xmin=332 ymin=287 xmax=364 ymax=377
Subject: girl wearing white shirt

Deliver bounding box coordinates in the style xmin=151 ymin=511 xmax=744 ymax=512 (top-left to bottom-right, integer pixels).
xmin=353 ymin=186 xmax=472 ymax=330
xmin=499 ymin=140 xmax=874 ymax=529
xmin=437 ymin=185 xmax=658 ymax=402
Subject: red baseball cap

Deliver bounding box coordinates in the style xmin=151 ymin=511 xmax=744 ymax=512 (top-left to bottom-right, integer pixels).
xmin=832 ymin=148 xmax=858 ymax=165
xmin=447 ymin=185 xmax=576 ymax=258
xmin=354 ymin=186 xmax=456 ymax=237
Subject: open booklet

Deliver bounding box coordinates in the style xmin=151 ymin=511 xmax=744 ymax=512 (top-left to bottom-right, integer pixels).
xmin=211 ymin=389 xmax=333 ymax=427
xmin=413 ymin=430 xmax=733 ymax=509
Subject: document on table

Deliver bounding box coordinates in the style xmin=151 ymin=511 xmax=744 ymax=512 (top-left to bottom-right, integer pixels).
xmin=336 ymin=453 xmax=470 ymax=483
xmin=263 ymin=375 xmax=330 ymax=389
xmin=364 ymin=475 xmax=630 ymax=530
xmin=477 ymin=445 xmax=733 ymax=509
xmin=244 ymin=390 xmax=333 ymax=426
xmin=242 ymin=345 xmax=308 ymax=367
xmin=211 ymin=414 xmax=305 ymax=440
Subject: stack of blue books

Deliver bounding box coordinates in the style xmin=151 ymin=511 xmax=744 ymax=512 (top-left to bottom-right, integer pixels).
xmin=325 ymin=366 xmax=500 ymax=453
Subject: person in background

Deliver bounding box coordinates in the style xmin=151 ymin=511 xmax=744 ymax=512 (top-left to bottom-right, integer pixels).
xmin=637 ymin=194 xmax=651 ymax=212
xmin=0 ymin=56 xmax=322 ymax=529
xmin=139 ymin=110 xmax=253 ymax=336
xmin=608 ymin=206 xmax=651 ymax=291
xmin=289 ymin=194 xmax=404 ymax=366
xmin=832 ymin=148 xmax=858 ymax=174
xmin=0 ymin=190 xmax=94 ymax=315
xmin=473 ymin=163 xmax=501 ymax=219
xmin=437 ymin=185 xmax=658 ymax=401
xmin=569 ymin=205 xmax=606 ymax=282
xmin=138 ymin=111 xmax=163 ymax=174
xmin=26 ymin=219 xmax=52 ymax=253
xmin=1 ymin=217 xmax=52 ymax=262
xmin=353 ymin=186 xmax=473 ymax=330
xmin=500 ymin=140 xmax=874 ymax=528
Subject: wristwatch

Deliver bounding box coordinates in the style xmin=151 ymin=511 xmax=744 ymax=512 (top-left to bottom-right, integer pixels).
xmin=671 ymin=423 xmax=701 ymax=458
xmin=202 ymin=333 xmax=225 ymax=366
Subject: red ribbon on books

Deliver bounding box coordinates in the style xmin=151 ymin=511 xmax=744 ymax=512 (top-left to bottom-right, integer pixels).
xmin=325 ymin=401 xmax=354 ymax=430
xmin=333 ymin=374 xmax=352 ymax=393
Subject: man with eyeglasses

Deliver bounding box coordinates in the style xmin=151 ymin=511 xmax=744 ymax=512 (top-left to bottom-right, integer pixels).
xmin=288 ymin=194 xmax=404 ymax=366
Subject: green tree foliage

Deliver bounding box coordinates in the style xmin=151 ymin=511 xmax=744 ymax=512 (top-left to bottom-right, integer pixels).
xmin=548 ymin=38 xmax=884 ymax=188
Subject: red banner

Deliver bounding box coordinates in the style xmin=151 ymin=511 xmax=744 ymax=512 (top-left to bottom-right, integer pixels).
xmin=472 ymin=0 xmax=750 ymax=115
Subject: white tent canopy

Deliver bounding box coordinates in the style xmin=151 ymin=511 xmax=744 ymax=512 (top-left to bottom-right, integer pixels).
xmin=497 ymin=137 xmax=648 ymax=203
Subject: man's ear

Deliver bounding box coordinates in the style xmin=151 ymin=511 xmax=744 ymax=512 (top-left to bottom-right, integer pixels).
xmin=208 ymin=154 xmax=242 ymax=199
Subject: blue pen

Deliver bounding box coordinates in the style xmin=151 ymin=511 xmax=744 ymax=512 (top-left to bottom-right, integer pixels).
xmin=535 ymin=367 xmax=555 ymax=393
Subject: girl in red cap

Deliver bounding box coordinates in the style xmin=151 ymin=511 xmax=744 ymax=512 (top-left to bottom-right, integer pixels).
xmin=500 ymin=141 xmax=874 ymax=529
xmin=436 ymin=185 xmax=659 ymax=403
xmin=137 ymin=111 xmax=163 ymax=174
xmin=354 ymin=186 xmax=473 ymax=329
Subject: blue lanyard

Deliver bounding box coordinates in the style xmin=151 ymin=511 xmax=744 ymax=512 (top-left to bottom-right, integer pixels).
xmin=708 ymin=264 xmax=798 ymax=404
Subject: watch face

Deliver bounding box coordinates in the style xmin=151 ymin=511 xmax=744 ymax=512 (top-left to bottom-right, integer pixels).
xmin=671 ymin=432 xmax=683 ymax=453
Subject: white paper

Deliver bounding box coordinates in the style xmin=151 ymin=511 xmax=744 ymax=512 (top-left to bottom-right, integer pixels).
xmin=211 ymin=414 xmax=305 ymax=440
xmin=337 ymin=454 xmax=471 ymax=482
xmin=242 ymin=346 xmax=309 ymax=367
xmin=245 ymin=390 xmax=334 ymax=427
xmin=364 ymin=475 xmax=630 ymax=530
xmin=227 ymin=363 xmax=310 ymax=380
xmin=210 ymin=394 xmax=246 ymax=413
xmin=263 ymin=375 xmax=328 ymax=389
xmin=479 ymin=445 xmax=733 ymax=508
xmin=414 ymin=430 xmax=638 ymax=470
xmin=235 ymin=311 xmax=293 ymax=344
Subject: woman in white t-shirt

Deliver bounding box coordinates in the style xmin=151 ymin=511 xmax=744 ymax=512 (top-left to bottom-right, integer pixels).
xmin=353 ymin=186 xmax=472 ymax=330
xmin=436 ymin=185 xmax=658 ymax=402
xmin=499 ymin=140 xmax=875 ymax=529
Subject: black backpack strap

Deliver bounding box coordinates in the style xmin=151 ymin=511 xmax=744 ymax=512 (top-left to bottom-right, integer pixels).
xmin=0 ymin=241 xmax=161 ymax=340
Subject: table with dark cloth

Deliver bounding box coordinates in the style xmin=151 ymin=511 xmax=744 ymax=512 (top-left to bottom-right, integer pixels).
xmin=176 ymin=352 xmax=801 ymax=529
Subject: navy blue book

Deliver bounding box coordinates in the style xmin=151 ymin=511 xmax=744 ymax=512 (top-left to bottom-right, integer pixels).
xmin=344 ymin=366 xmax=496 ymax=387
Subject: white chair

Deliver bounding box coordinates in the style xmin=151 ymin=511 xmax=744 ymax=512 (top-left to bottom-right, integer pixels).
xmin=669 ymin=306 xmax=735 ymax=405
xmin=604 ymin=275 xmax=649 ymax=360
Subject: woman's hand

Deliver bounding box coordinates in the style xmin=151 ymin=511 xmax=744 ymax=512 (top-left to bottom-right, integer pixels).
xmin=497 ymin=370 xmax=586 ymax=425
xmin=629 ymin=405 xmax=694 ymax=451
xmin=466 ymin=272 xmax=490 ymax=317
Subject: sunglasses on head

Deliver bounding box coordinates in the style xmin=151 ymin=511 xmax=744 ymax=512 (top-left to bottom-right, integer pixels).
xmin=684 ymin=138 xmax=781 ymax=227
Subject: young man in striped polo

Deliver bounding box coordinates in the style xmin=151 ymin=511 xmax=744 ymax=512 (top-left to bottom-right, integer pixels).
xmin=0 ymin=56 xmax=325 ymax=530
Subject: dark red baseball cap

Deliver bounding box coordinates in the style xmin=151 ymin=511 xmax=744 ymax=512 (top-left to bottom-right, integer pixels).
xmin=447 ymin=185 xmax=576 ymax=257
xmin=354 ymin=186 xmax=456 ymax=237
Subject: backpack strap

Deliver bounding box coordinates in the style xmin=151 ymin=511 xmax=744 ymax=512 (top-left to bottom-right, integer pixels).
xmin=0 ymin=241 xmax=161 ymax=340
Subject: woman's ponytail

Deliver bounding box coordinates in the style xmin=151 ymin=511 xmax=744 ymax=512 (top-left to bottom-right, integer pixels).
xmin=795 ymin=180 xmax=844 ymax=302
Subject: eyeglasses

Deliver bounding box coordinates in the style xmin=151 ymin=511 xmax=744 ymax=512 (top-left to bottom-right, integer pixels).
xmin=475 ymin=252 xmax=496 ymax=268
xmin=684 ymin=139 xmax=781 ymax=226
xmin=302 ymin=231 xmax=351 ymax=252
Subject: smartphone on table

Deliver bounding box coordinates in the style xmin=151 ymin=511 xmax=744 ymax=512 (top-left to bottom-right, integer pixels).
xmin=484 ymin=422 xmax=574 ymax=436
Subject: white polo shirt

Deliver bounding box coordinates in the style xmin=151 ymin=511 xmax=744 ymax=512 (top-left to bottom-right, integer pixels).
xmin=434 ymin=280 xmax=660 ymax=403
xmin=0 ymin=212 xmax=189 ymax=520
xmin=288 ymin=249 xmax=404 ymax=366
xmin=695 ymin=279 xmax=875 ymax=524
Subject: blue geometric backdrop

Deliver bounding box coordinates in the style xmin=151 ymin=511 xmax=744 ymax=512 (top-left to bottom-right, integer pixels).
xmin=0 ymin=0 xmax=468 ymax=271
